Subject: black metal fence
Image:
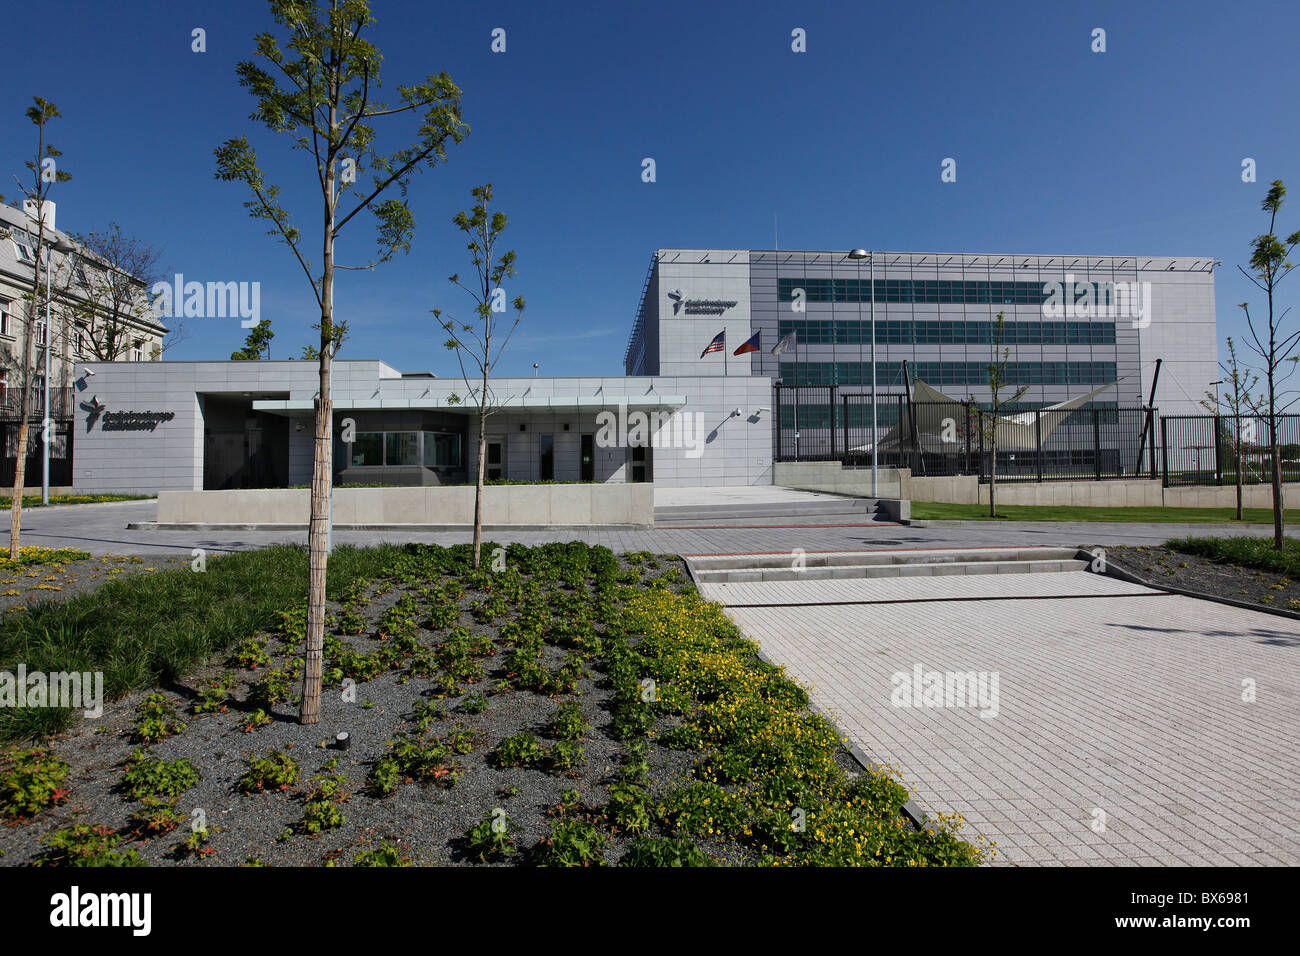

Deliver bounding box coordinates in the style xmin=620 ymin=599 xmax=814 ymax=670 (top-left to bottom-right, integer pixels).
xmin=774 ymin=383 xmax=1158 ymax=482
xmin=0 ymin=387 xmax=77 ymax=421
xmin=1161 ymin=414 xmax=1300 ymax=486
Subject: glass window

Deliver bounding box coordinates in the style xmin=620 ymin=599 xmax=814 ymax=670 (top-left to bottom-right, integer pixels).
xmin=385 ymin=432 xmax=419 ymax=466
xmin=423 ymin=432 xmax=460 ymax=468
xmin=351 ymin=432 xmax=383 ymax=466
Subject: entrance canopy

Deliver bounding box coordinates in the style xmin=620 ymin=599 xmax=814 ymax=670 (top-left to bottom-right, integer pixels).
xmin=252 ymin=394 xmax=688 ymax=415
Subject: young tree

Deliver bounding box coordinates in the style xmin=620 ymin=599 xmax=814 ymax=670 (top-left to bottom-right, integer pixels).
xmin=435 ymin=184 xmax=525 ymax=569
xmin=1238 ymin=180 xmax=1300 ymax=549
xmin=971 ymin=312 xmax=1029 ymax=518
xmin=66 ymin=223 xmax=168 ymax=361
xmin=1199 ymin=337 xmax=1258 ymax=521
xmin=4 ymin=98 xmax=71 ymax=561
xmin=231 ymin=319 xmax=275 ymax=360
xmin=215 ymin=0 xmax=466 ymax=723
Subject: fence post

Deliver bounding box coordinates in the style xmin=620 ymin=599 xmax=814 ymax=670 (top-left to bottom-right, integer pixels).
xmin=785 ymin=390 xmax=795 ymax=463
xmin=964 ymin=401 xmax=972 ymax=475
xmin=1094 ymin=408 xmax=1102 ymax=480
xmin=773 ymin=383 xmax=781 ymax=461
xmin=1161 ymin=416 xmax=1169 ymax=486
xmin=1213 ymin=415 xmax=1223 ymax=486
xmin=1034 ymin=410 xmax=1043 ymax=482
xmin=1148 ymin=409 xmax=1157 ymax=478
xmin=841 ymin=393 xmax=849 ymax=464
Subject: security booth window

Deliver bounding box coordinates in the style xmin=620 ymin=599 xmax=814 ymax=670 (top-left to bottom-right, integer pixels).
xmin=350 ymin=430 xmax=463 ymax=469
xmin=385 ymin=432 xmax=420 ymax=466
xmin=351 ymin=432 xmax=383 ymax=466
xmin=423 ymin=432 xmax=461 ymax=468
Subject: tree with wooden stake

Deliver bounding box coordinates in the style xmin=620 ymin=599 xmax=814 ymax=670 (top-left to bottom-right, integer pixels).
xmin=4 ymin=98 xmax=72 ymax=561
xmin=1199 ymin=337 xmax=1258 ymax=521
xmin=215 ymin=0 xmax=466 ymax=724
xmin=970 ymin=312 xmax=1029 ymax=518
xmin=435 ymin=184 xmax=525 ymax=570
xmin=1238 ymin=180 xmax=1300 ymax=550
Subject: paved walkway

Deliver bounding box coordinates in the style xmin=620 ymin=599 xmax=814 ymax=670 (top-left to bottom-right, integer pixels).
xmin=12 ymin=500 xmax=1283 ymax=557
xmin=700 ymin=570 xmax=1300 ymax=866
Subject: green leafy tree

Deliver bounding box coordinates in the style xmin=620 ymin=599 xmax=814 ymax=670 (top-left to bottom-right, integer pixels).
xmin=435 ymin=184 xmax=525 ymax=569
xmin=231 ymin=319 xmax=275 ymax=360
xmin=970 ymin=312 xmax=1029 ymax=518
xmin=215 ymin=0 xmax=466 ymax=723
xmin=1238 ymin=180 xmax=1300 ymax=549
xmin=4 ymin=98 xmax=72 ymax=562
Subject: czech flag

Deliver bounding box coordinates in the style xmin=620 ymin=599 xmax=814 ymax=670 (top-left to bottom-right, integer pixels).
xmin=733 ymin=331 xmax=761 ymax=356
xmin=700 ymin=331 xmax=726 ymax=357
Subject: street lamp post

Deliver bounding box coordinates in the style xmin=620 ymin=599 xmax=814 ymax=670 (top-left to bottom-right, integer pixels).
xmin=42 ymin=237 xmax=77 ymax=505
xmin=847 ymin=249 xmax=877 ymax=496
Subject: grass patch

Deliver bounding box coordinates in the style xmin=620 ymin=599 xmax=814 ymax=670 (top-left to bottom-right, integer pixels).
xmin=0 ymin=543 xmax=403 ymax=743
xmin=1164 ymin=535 xmax=1300 ymax=578
xmin=912 ymin=502 xmax=1288 ymax=523
xmin=0 ymin=495 xmax=151 ymax=509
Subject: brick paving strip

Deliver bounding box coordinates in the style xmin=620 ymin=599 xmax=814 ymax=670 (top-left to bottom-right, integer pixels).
xmin=698 ymin=570 xmax=1300 ymax=866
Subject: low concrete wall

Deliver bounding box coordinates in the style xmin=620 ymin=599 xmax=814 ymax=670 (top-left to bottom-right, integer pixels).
xmin=155 ymin=483 xmax=654 ymax=527
xmin=773 ymin=461 xmax=905 ymax=498
xmin=902 ymin=470 xmax=1295 ymax=509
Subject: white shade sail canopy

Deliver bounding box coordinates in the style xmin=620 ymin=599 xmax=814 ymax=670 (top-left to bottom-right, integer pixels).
xmin=851 ymin=379 xmax=1120 ymax=452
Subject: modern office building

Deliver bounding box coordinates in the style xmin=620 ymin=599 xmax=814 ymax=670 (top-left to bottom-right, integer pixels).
xmin=67 ymin=245 xmax=1220 ymax=497
xmin=625 ymin=248 xmax=1218 ymax=417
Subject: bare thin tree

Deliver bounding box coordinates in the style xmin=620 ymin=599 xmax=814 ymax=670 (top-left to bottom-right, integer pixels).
xmin=1238 ymin=180 xmax=1300 ymax=549
xmin=436 ymin=184 xmax=525 ymax=569
xmin=66 ymin=223 xmax=167 ymax=362
xmin=4 ymin=98 xmax=71 ymax=559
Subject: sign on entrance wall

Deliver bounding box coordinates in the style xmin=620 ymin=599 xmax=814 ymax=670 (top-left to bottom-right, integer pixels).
xmin=101 ymin=411 xmax=175 ymax=432
xmin=667 ymin=289 xmax=738 ymax=315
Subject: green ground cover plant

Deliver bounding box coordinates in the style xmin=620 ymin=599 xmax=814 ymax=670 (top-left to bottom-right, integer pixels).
xmin=1165 ymin=535 xmax=1300 ymax=577
xmin=0 ymin=541 xmax=986 ymax=867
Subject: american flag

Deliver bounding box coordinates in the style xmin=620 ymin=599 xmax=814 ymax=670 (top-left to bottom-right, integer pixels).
xmin=700 ymin=330 xmax=726 ymax=357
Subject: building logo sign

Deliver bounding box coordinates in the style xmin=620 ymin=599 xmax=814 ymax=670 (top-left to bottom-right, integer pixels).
xmin=101 ymin=410 xmax=175 ymax=432
xmin=667 ymin=288 xmax=738 ymax=316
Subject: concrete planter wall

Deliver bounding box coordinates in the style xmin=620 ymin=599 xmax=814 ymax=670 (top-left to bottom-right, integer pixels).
xmin=902 ymin=471 xmax=1295 ymax=509
xmin=155 ymin=483 xmax=654 ymax=527
xmin=777 ymin=460 xmax=1296 ymax=510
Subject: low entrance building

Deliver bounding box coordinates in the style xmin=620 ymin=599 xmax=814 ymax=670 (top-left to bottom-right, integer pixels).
xmin=71 ymin=360 xmax=774 ymax=495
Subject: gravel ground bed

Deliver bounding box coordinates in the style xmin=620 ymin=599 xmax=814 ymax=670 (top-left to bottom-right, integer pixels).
xmin=1101 ymin=544 xmax=1300 ymax=615
xmin=0 ymin=548 xmax=885 ymax=867
xmin=0 ymin=554 xmax=191 ymax=614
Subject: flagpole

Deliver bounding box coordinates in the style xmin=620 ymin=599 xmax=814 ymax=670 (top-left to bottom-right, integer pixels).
xmin=724 ymin=327 xmax=727 ymax=375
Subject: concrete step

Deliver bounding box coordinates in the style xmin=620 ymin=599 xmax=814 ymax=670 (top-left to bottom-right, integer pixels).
xmin=692 ymin=558 xmax=1089 ymax=583
xmin=655 ymin=496 xmax=880 ymax=526
xmin=685 ymin=546 xmax=1089 ymax=583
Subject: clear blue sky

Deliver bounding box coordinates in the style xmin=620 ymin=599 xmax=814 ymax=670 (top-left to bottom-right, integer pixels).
xmin=4 ymin=0 xmax=1297 ymax=378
